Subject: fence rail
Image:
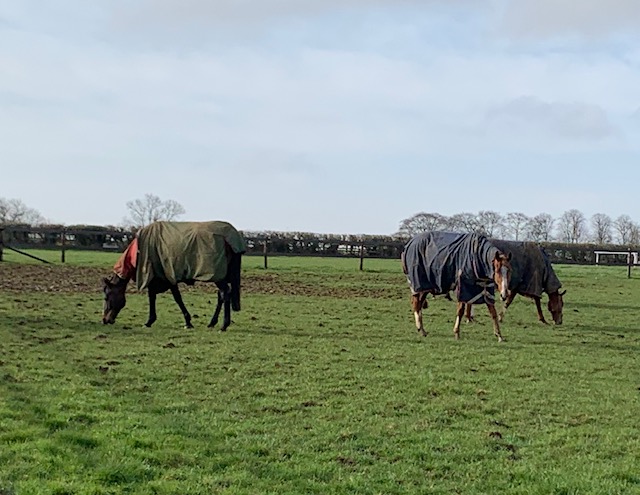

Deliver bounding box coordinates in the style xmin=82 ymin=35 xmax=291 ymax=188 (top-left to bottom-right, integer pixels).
xmin=1 ymin=225 xmax=639 ymax=269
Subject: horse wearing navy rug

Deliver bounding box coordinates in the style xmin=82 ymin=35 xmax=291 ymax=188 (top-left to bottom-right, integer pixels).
xmin=401 ymin=232 xmax=511 ymax=342
xmin=102 ymin=221 xmax=246 ymax=331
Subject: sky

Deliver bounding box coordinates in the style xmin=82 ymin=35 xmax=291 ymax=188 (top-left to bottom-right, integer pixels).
xmin=1 ymin=0 xmax=639 ymax=234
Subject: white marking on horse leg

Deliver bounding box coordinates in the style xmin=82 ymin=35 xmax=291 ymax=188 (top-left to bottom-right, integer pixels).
xmin=414 ymin=310 xmax=426 ymax=336
xmin=453 ymin=315 xmax=461 ymax=339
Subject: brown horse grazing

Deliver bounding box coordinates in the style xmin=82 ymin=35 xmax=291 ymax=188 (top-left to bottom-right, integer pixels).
xmin=463 ymin=240 xmax=566 ymax=325
xmin=102 ymin=221 xmax=245 ymax=330
xmin=401 ymin=232 xmax=512 ymax=342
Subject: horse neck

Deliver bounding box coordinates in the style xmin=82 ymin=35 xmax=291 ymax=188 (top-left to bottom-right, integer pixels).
xmin=477 ymin=244 xmax=498 ymax=279
xmin=113 ymin=238 xmax=138 ymax=281
xmin=107 ymin=272 xmax=130 ymax=287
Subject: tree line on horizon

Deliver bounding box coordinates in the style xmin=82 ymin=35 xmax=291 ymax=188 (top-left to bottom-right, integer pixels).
xmin=0 ymin=194 xmax=185 ymax=231
xmin=2 ymin=195 xmax=639 ymax=246
xmin=397 ymin=210 xmax=640 ymax=245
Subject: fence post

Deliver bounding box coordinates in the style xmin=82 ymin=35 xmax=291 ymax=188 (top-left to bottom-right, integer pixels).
xmin=0 ymin=228 xmax=4 ymax=262
xmin=628 ymin=247 xmax=632 ymax=279
xmin=60 ymin=227 xmax=66 ymax=263
xmin=359 ymin=240 xmax=365 ymax=271
xmin=263 ymin=240 xmax=268 ymax=269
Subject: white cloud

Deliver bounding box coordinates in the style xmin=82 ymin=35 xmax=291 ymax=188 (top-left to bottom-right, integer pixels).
xmin=1 ymin=0 xmax=640 ymax=231
xmin=500 ymin=0 xmax=640 ymax=38
xmin=486 ymin=96 xmax=616 ymax=141
xmin=116 ymin=0 xmax=479 ymax=27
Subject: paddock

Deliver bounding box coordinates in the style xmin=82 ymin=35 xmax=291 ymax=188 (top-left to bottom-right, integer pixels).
xmin=1 ymin=251 xmax=639 ymax=494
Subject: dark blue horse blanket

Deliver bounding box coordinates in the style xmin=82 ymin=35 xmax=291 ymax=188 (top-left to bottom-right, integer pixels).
xmin=490 ymin=240 xmax=561 ymax=297
xmin=401 ymin=232 xmax=502 ymax=304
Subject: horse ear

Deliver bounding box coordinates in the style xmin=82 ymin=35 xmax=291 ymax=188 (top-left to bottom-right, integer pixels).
xmin=495 ymin=251 xmax=509 ymax=261
xmin=102 ymin=277 xmax=112 ymax=288
xmin=559 ymin=289 xmax=567 ymax=296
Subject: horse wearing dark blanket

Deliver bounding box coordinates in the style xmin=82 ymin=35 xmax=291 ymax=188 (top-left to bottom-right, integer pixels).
xmin=469 ymin=240 xmax=565 ymax=325
xmin=102 ymin=221 xmax=246 ymax=330
xmin=401 ymin=232 xmax=512 ymax=342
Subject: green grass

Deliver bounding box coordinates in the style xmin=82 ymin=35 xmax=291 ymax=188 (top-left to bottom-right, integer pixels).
xmin=1 ymin=254 xmax=640 ymax=494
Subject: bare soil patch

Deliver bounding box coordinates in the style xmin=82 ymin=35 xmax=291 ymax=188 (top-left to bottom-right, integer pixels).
xmin=0 ymin=263 xmax=403 ymax=299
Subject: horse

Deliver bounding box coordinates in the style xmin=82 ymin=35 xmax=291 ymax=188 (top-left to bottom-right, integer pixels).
xmin=464 ymin=240 xmax=565 ymax=325
xmin=102 ymin=221 xmax=245 ymax=331
xmin=401 ymin=232 xmax=512 ymax=342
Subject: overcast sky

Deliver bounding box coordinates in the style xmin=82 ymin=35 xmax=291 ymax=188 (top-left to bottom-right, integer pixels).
xmin=1 ymin=0 xmax=639 ymax=234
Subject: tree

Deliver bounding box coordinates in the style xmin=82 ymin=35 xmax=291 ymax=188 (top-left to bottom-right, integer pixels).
xmin=397 ymin=212 xmax=449 ymax=237
xmin=590 ymin=213 xmax=613 ymax=244
xmin=631 ymin=223 xmax=640 ymax=245
xmin=0 ymin=197 xmax=46 ymax=225
xmin=125 ymin=194 xmax=186 ymax=228
xmin=557 ymin=209 xmax=588 ymax=243
xmin=614 ymin=215 xmax=635 ymax=245
xmin=449 ymin=212 xmax=481 ymax=233
xmin=503 ymin=212 xmax=530 ymax=241
xmin=476 ymin=210 xmax=504 ymax=238
xmin=526 ymin=213 xmax=555 ymax=242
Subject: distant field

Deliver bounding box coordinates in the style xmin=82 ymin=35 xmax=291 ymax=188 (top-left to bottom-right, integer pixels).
xmin=1 ymin=252 xmax=639 ymax=494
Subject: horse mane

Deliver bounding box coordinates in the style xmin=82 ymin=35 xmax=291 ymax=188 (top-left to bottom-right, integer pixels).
xmin=113 ymin=238 xmax=138 ymax=281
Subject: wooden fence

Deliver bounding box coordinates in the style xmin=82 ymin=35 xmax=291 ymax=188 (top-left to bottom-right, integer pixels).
xmin=1 ymin=225 xmax=639 ymax=270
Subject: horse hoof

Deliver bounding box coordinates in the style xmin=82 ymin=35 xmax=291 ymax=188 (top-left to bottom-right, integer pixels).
xmin=185 ymin=324 xmax=194 ymax=329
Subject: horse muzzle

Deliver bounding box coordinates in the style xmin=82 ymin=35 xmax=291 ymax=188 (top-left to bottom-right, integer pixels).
xmin=102 ymin=312 xmax=116 ymax=324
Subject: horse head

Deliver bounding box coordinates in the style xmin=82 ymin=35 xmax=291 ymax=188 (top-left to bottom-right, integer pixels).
xmin=548 ymin=289 xmax=566 ymax=325
xmin=102 ymin=275 xmax=128 ymax=324
xmin=492 ymin=250 xmax=512 ymax=302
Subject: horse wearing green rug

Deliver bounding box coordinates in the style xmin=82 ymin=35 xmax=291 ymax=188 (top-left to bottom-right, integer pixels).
xmin=102 ymin=221 xmax=246 ymax=331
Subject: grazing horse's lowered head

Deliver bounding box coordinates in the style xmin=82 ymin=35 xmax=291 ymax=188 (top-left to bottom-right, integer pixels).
xmin=548 ymin=289 xmax=566 ymax=325
xmin=102 ymin=274 xmax=128 ymax=325
xmin=492 ymin=250 xmax=512 ymax=302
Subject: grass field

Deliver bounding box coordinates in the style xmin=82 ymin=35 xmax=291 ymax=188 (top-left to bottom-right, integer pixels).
xmin=1 ymin=250 xmax=639 ymax=494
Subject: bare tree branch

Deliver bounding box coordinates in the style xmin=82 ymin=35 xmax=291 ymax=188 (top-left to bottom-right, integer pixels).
xmin=504 ymin=212 xmax=530 ymax=241
xmin=397 ymin=212 xmax=449 ymax=237
xmin=527 ymin=213 xmax=555 ymax=242
xmin=0 ymin=197 xmax=47 ymax=225
xmin=124 ymin=194 xmax=186 ymax=228
xmin=557 ymin=209 xmax=588 ymax=243
xmin=590 ymin=213 xmax=613 ymax=244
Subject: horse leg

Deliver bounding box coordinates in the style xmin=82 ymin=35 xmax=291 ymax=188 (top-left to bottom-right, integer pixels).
xmin=534 ymin=296 xmax=548 ymax=324
xmin=453 ymin=302 xmax=465 ymax=340
xmin=145 ymin=290 xmax=157 ymax=327
xmin=487 ymin=303 xmax=504 ymax=342
xmin=465 ymin=303 xmax=475 ymax=323
xmin=221 ymin=286 xmax=232 ymax=331
xmin=499 ymin=291 xmax=517 ymax=322
xmin=411 ymin=293 xmax=427 ymax=337
xmin=169 ymin=285 xmax=193 ymax=329
xmin=208 ymin=287 xmax=224 ymax=329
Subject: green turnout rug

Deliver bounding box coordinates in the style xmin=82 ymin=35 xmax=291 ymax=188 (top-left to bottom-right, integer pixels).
xmin=136 ymin=221 xmax=246 ymax=290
